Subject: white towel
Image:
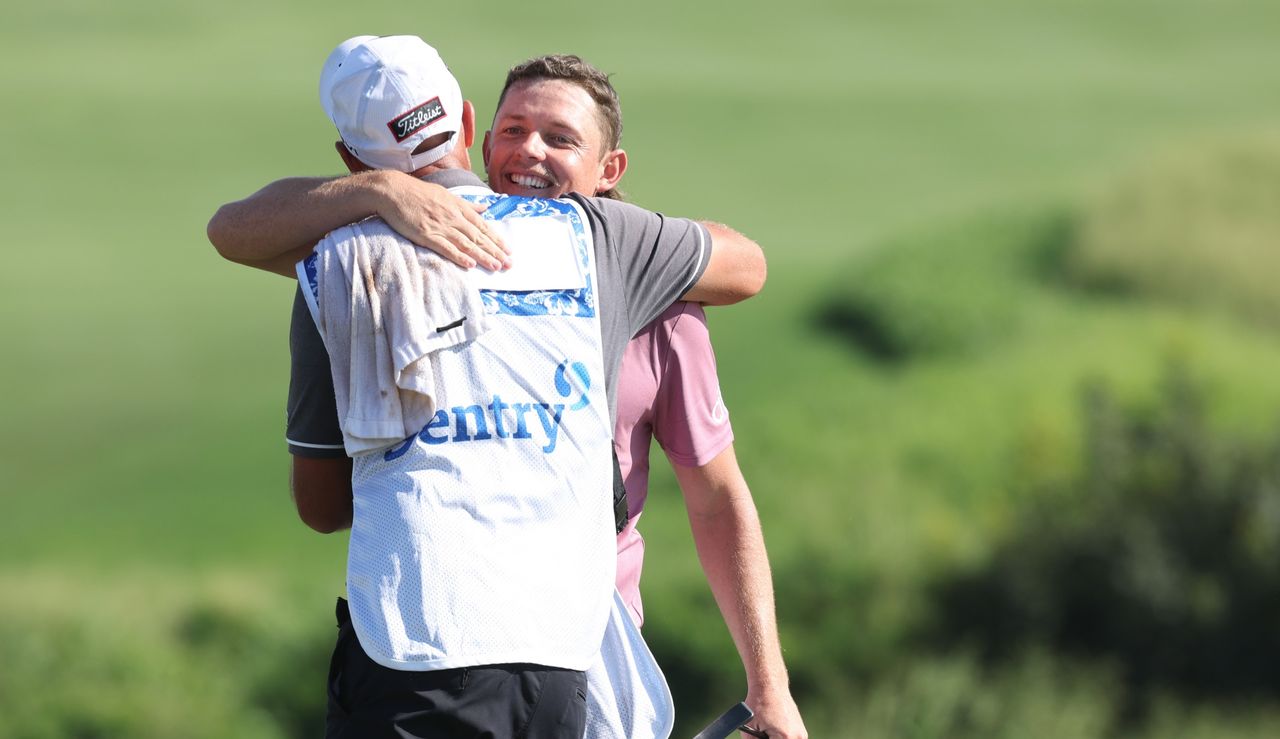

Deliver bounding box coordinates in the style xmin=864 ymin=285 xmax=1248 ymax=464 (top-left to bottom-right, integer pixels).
xmin=298 ymin=219 xmax=489 ymax=455
xmin=585 ymin=589 xmax=675 ymax=739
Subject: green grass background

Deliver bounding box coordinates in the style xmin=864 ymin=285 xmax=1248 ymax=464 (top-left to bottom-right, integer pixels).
xmin=6 ymin=0 xmax=1280 ymax=736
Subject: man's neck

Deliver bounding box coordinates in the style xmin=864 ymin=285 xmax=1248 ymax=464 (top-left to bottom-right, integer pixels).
xmin=413 ymin=166 xmax=486 ymax=190
xmin=410 ymin=149 xmax=471 ymax=178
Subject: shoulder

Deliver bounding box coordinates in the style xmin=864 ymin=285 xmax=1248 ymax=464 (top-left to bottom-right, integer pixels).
xmin=567 ymin=195 xmax=707 ymax=254
xmin=565 ymin=193 xmax=655 ymax=227
xmin=425 ymin=168 xmax=488 ymax=190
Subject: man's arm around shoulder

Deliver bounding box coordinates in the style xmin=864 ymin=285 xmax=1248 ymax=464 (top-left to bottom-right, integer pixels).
xmin=207 ymin=170 xmax=507 ymax=278
xmin=208 ymin=175 xmax=367 ymax=277
xmin=682 ymin=221 xmax=766 ymax=306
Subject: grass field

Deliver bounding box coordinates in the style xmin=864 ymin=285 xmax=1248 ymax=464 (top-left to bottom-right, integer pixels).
xmin=5 ymin=0 xmax=1280 ymax=736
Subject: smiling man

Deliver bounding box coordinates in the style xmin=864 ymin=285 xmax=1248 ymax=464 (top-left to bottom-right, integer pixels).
xmin=483 ymin=55 xmax=807 ymax=739
xmin=483 ymin=64 xmax=626 ymax=200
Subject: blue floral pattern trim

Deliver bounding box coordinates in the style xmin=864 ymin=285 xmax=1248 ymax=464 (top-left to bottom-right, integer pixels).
xmin=461 ymin=194 xmax=596 ymax=318
xmin=302 ymin=252 xmax=320 ymax=301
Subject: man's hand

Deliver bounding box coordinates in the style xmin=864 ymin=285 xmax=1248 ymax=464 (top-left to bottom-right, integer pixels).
xmin=369 ymin=171 xmax=509 ymax=271
xmin=207 ymin=170 xmax=510 ymax=277
xmin=743 ymin=687 xmax=807 ymax=739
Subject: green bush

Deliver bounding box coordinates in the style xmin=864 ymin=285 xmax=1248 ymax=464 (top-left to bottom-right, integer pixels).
xmin=0 ymin=572 xmax=329 ymax=739
xmin=825 ymin=653 xmax=1280 ymax=739
xmin=1059 ymin=131 xmax=1280 ymax=326
xmin=925 ymin=361 xmax=1280 ymax=719
xmin=835 ymin=652 xmax=1117 ymax=739
xmin=814 ymin=210 xmax=1071 ymax=362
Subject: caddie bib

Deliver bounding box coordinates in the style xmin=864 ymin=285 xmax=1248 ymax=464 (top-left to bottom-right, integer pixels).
xmin=339 ymin=188 xmax=615 ymax=671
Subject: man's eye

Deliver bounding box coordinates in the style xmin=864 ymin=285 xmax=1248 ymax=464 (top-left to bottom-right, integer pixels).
xmin=502 ymin=126 xmax=524 ymax=135
xmin=550 ymin=135 xmax=574 ymax=146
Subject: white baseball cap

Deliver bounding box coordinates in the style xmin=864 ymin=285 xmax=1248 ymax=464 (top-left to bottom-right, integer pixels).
xmin=319 ymin=35 xmax=463 ymax=172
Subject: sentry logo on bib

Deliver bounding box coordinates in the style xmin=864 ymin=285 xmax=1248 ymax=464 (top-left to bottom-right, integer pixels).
xmin=383 ymin=360 xmax=593 ymax=461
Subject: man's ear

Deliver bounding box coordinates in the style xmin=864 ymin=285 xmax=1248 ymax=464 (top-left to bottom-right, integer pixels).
xmin=596 ymin=148 xmax=628 ymax=193
xmin=335 ymin=141 xmax=368 ymax=173
xmin=461 ymin=100 xmax=476 ymax=148
xmin=482 ymin=129 xmax=492 ymax=170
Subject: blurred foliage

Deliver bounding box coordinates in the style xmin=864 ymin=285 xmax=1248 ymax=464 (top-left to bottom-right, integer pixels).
xmin=1059 ymin=131 xmax=1280 ymax=326
xmin=652 ymin=358 xmax=1280 ymax=739
xmin=817 ymin=130 xmax=1280 ymax=363
xmin=826 ymin=652 xmax=1280 ymax=739
xmin=814 ymin=210 xmax=1072 ymax=361
xmin=0 ymin=573 xmax=328 ymax=739
xmin=926 ymin=360 xmax=1280 ymax=725
xmin=835 ymin=652 xmax=1117 ymax=739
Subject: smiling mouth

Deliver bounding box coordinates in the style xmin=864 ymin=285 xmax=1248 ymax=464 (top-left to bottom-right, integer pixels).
xmin=509 ymin=172 xmax=554 ymax=190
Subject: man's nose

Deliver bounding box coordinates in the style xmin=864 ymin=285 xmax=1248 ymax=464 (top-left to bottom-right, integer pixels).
xmin=517 ymin=132 xmax=546 ymax=160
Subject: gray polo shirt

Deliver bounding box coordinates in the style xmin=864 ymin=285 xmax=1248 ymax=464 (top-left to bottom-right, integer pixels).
xmin=287 ymin=168 xmax=710 ymax=456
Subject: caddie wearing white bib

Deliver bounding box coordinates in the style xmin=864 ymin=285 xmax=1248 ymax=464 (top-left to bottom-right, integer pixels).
xmin=298 ymin=188 xmax=618 ymax=673
xmin=272 ymin=36 xmax=765 ymax=739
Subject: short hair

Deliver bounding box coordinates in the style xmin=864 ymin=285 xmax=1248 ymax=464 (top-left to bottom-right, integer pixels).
xmin=497 ymin=54 xmax=625 ymax=200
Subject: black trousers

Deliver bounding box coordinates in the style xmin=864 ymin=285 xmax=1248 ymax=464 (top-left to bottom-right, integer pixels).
xmin=325 ymin=599 xmax=588 ymax=739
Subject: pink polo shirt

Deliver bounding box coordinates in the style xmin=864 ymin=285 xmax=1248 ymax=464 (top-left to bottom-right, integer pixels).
xmin=613 ymin=301 xmax=734 ymax=624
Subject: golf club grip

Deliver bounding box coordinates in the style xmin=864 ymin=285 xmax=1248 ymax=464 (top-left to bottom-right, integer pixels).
xmin=692 ymin=701 xmax=755 ymax=739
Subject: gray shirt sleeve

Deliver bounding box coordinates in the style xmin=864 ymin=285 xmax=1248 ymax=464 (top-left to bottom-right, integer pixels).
xmin=576 ymin=195 xmax=711 ymax=337
xmin=286 ymin=286 xmax=346 ymax=458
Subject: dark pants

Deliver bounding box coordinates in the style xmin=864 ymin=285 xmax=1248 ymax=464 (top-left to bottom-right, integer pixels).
xmin=325 ymin=599 xmax=588 ymax=739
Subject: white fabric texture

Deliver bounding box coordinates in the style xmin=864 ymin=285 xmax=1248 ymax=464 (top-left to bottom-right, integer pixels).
xmin=298 ymin=218 xmax=489 ymax=455
xmin=585 ymin=589 xmax=675 ymax=739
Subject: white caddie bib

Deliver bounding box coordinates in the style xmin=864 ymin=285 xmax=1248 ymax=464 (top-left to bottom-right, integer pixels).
xmin=309 ymin=188 xmax=616 ymax=672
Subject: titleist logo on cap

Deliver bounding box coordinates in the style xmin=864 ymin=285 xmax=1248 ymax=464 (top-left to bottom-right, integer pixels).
xmin=388 ymin=98 xmax=447 ymax=142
